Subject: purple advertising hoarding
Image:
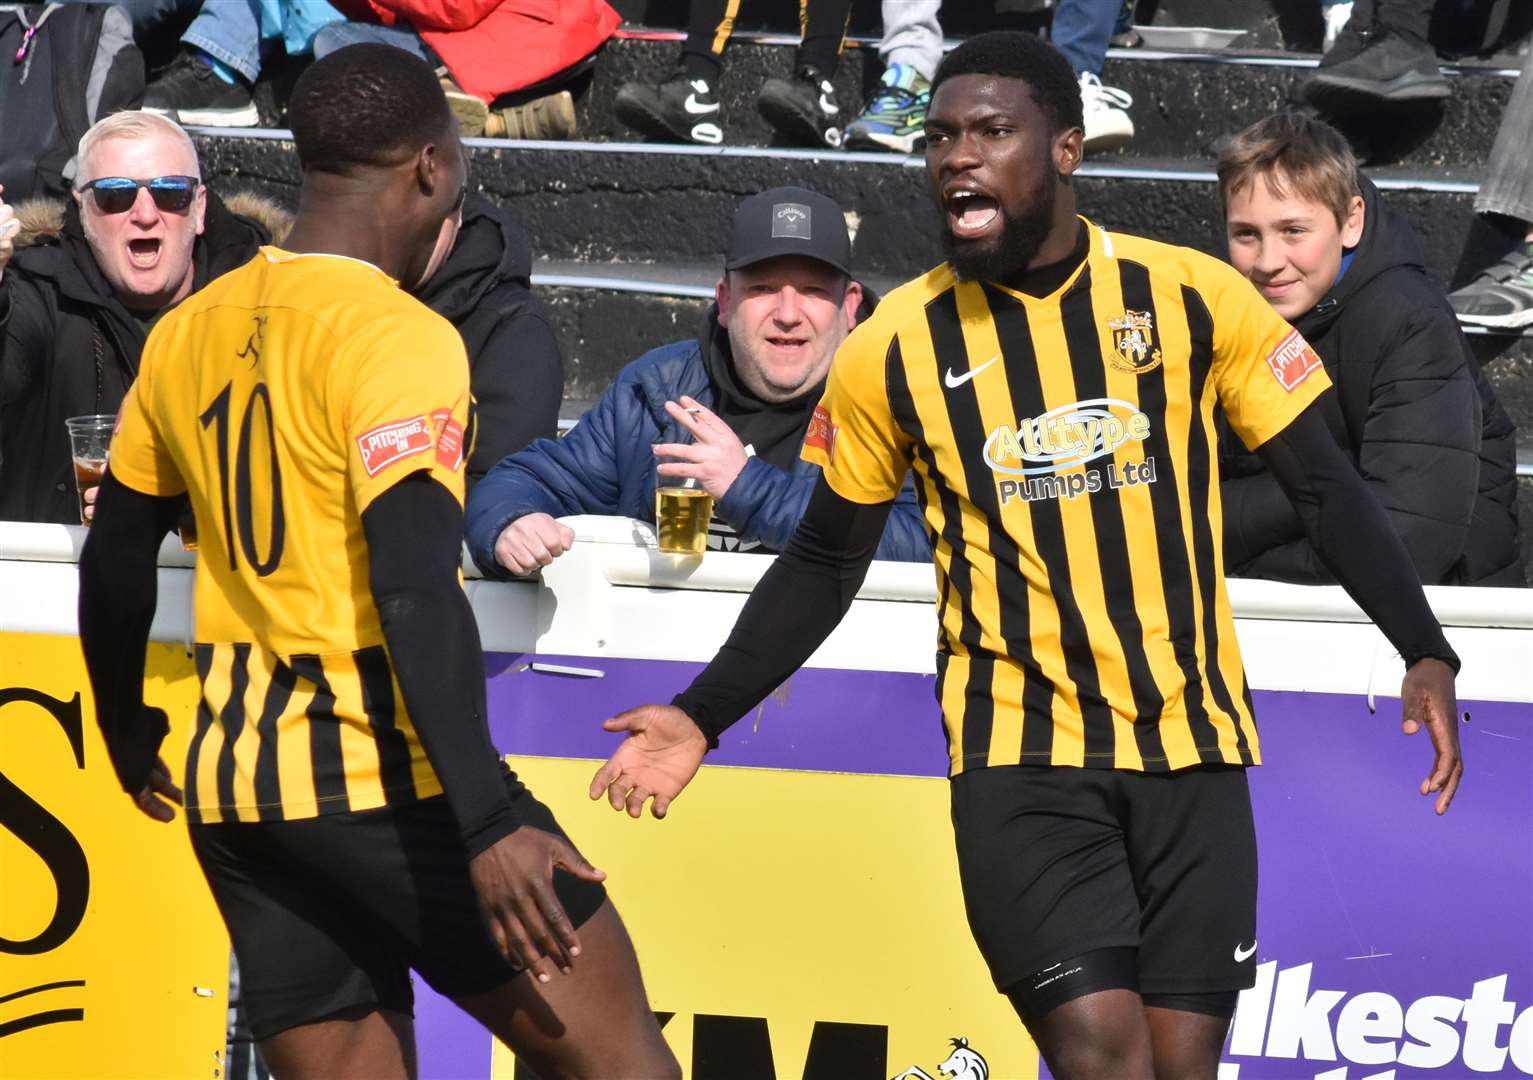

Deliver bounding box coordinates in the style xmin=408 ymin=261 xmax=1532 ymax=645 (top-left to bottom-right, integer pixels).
xmin=412 ymin=653 xmax=1531 ymax=1079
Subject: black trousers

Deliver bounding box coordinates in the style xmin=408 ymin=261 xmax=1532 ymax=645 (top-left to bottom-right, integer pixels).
xmin=681 ymin=0 xmax=854 ymax=80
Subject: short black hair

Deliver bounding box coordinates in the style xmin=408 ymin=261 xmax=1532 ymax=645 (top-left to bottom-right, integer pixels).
xmin=930 ymin=31 xmax=1084 ymax=135
xmin=288 ymin=43 xmax=453 ymax=174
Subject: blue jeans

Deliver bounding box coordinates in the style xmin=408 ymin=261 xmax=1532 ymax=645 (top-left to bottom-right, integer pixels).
xmin=1051 ymin=0 xmax=1118 ymax=77
xmin=311 ymin=21 xmax=430 ymax=63
xmin=102 ymin=0 xmax=342 ymax=82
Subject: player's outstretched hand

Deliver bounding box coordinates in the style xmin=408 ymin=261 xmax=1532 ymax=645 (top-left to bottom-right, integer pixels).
xmin=1399 ymin=657 xmax=1462 ymax=815
xmin=589 ymin=704 xmax=708 ymax=820
xmin=494 ymin=513 xmax=575 ymax=576
xmin=469 ymin=829 xmax=607 ymax=983
xmin=133 ymin=756 xmax=183 ymax=822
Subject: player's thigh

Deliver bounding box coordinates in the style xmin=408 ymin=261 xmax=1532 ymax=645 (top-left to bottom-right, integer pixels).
xmin=1123 ymin=765 xmax=1258 ymax=998
xmin=364 ymin=782 xmax=612 ymax=1003
xmin=950 ymin=764 xmax=1142 ymax=995
xmin=189 ymin=821 xmax=416 ymax=1046
xmin=454 ymin=899 xmax=679 ymax=1080
xmin=258 ymin=1004 xmax=416 ymax=1080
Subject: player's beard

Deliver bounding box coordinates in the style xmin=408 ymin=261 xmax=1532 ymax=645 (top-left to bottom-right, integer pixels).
xmin=941 ymin=174 xmax=1057 ymax=285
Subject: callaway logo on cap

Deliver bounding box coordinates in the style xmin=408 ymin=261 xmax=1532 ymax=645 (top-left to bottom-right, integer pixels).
xmin=725 ymin=186 xmax=852 ymax=277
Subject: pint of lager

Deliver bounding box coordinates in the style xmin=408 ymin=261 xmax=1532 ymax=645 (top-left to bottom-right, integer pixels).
xmin=655 ymin=483 xmax=713 ymax=555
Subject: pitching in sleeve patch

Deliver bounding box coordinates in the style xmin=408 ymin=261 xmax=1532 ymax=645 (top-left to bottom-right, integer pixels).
xmin=1265 ymin=328 xmax=1323 ymax=392
xmin=356 ymin=414 xmax=435 ymax=477
xmin=432 ymin=408 xmax=465 ymax=472
xmin=803 ymin=404 xmax=839 ymax=463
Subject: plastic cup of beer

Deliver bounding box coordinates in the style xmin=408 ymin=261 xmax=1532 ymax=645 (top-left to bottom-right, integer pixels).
xmin=64 ymin=415 xmax=114 ymax=526
xmin=654 ymin=462 xmax=712 ymax=555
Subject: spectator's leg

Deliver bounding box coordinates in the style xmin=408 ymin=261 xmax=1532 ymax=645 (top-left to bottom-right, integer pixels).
xmin=614 ymin=0 xmax=728 ymax=143
xmin=756 ymin=0 xmax=854 ymax=147
xmin=1476 ymin=49 xmax=1533 ymax=225
xmin=1055 ymin=0 xmax=1134 ymax=154
xmin=1304 ymin=0 xmax=1445 ymax=104
xmin=311 ymin=22 xmax=430 ymax=62
xmin=1450 ymin=51 xmax=1533 ymax=328
xmin=796 ymin=0 xmax=855 ymax=78
xmin=877 ymin=0 xmax=942 ymax=82
xmin=1051 ymin=0 xmax=1118 ymax=78
xmin=268 ymin=0 xmax=345 ymax=61
xmin=845 ymin=0 xmax=941 ymax=153
xmin=181 ymin=0 xmax=262 ymax=84
xmin=141 ymin=0 xmax=261 ymax=126
xmin=1374 ymin=0 xmax=1434 ymax=42
xmin=681 ymin=0 xmax=736 ymax=85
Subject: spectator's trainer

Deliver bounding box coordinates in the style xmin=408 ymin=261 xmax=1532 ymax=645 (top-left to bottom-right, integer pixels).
xmin=78 ymin=44 xmax=676 ymax=1080
xmin=590 ymin=31 xmax=1462 ymax=1080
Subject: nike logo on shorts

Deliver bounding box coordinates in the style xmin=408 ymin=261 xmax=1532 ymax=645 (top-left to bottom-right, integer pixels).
xmin=1234 ymin=940 xmax=1257 ymax=962
xmin=944 ymin=354 xmax=1000 ymax=389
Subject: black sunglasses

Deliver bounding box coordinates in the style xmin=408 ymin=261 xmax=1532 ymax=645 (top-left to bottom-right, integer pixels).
xmin=81 ymin=175 xmax=200 ymax=215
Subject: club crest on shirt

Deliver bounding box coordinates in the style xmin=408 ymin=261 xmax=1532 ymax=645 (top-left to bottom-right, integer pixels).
xmin=1107 ymin=309 xmax=1163 ymax=374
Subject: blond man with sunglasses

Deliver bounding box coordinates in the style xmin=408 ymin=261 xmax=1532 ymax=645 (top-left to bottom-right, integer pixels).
xmin=0 ymin=110 xmax=271 ymax=524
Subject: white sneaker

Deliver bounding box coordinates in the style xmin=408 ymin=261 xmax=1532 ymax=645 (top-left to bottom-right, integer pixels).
xmin=1323 ymin=1 xmax=1354 ymax=52
xmin=1079 ymin=71 xmax=1134 ymax=153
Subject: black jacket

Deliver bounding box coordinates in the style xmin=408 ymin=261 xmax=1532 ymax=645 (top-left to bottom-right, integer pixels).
xmin=1221 ymin=177 xmax=1522 ymax=586
xmin=412 ymin=194 xmax=562 ymax=491
xmin=0 ymin=190 xmax=268 ymax=524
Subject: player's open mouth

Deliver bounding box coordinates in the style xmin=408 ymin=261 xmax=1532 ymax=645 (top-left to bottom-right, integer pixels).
xmin=946 ymin=190 xmax=1001 ymax=240
xmin=127 ymin=238 xmax=163 ymax=267
xmin=765 ymin=336 xmax=808 ymax=353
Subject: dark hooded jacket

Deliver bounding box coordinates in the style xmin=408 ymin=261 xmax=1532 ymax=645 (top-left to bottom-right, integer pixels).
xmin=0 ymin=190 xmax=269 ymax=524
xmin=1221 ymin=176 xmax=1522 ymax=586
xmin=412 ymin=194 xmax=562 ymax=491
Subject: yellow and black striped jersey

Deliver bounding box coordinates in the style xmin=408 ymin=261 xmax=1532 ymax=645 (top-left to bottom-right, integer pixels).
xmin=802 ymin=220 xmax=1330 ymax=774
xmin=110 ymin=247 xmax=472 ymax=822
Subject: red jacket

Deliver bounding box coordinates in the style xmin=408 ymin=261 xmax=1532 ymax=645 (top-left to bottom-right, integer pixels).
xmin=332 ymin=0 xmax=620 ymax=102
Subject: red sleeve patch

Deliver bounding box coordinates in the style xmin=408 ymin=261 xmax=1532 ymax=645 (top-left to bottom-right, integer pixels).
xmin=1265 ymin=328 xmax=1323 ymax=392
xmin=356 ymin=414 xmax=433 ymax=477
xmin=432 ymin=408 xmax=465 ymax=471
xmin=803 ymin=404 xmax=838 ymax=464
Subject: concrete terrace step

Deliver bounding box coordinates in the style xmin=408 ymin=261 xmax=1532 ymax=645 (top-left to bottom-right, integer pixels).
xmin=580 ymin=35 xmax=1516 ymax=170
xmin=190 ymin=132 xmax=1497 ymax=292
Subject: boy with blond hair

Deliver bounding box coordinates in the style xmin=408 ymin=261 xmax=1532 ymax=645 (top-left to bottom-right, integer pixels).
xmin=1216 ymin=111 xmax=1520 ymax=585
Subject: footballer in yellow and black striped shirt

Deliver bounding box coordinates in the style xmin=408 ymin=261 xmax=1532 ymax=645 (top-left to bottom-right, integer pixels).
xmin=83 ymin=48 xmax=677 ymax=1072
xmin=807 ymin=211 xmax=1324 ymax=779
xmin=598 ymin=29 xmax=1462 ymax=1074
xmin=109 ymin=246 xmax=469 ymax=824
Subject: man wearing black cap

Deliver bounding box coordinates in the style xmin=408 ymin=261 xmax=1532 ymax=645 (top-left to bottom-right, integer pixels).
xmin=464 ymin=185 xmax=929 ymax=574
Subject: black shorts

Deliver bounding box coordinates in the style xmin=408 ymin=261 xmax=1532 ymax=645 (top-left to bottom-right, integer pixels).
xmin=950 ymin=763 xmax=1257 ymax=998
xmin=189 ymin=775 xmax=607 ymax=1042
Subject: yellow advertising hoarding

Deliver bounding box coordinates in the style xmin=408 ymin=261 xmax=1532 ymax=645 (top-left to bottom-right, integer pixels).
xmin=0 ymin=633 xmax=228 ymax=1080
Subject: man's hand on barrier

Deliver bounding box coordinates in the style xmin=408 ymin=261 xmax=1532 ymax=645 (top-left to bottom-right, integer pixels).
xmin=654 ymin=396 xmax=749 ymax=500
xmin=469 ymin=828 xmax=606 ymax=982
xmin=494 ymin=513 xmax=575 ymax=576
xmin=0 ymin=185 xmax=18 ymax=283
xmin=590 ymin=704 xmax=708 ymax=820
xmin=1400 ymin=657 xmax=1462 ymax=815
xmin=133 ymin=757 xmax=183 ymax=823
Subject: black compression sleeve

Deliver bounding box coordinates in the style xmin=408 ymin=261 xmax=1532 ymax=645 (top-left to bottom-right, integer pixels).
xmin=1256 ymin=396 xmax=1460 ymax=672
xmin=363 ymin=473 xmax=519 ymax=856
xmin=673 ymin=476 xmax=892 ymax=746
xmin=78 ymin=471 xmax=181 ymax=793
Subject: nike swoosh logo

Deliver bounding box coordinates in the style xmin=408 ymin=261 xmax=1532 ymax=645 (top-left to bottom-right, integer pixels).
xmin=684 ymin=94 xmax=719 ymax=115
xmin=1234 ymin=941 xmax=1257 ymax=962
xmin=944 ymin=354 xmax=1000 ymax=389
xmin=819 ymin=93 xmax=838 ymax=116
